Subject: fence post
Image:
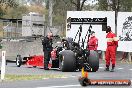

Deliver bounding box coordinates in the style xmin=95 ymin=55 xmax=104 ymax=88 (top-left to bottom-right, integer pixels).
xmin=1 ymin=51 xmax=6 ymax=81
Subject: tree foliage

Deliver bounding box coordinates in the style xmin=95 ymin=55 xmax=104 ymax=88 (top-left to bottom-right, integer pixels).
xmin=98 ymin=0 xmax=132 ymax=11
xmin=50 ymin=0 xmax=88 ymax=36
xmin=98 ymin=0 xmax=108 ymax=11
xmin=0 ymin=0 xmax=18 ymax=7
xmin=3 ymin=5 xmax=47 ymax=19
xmin=27 ymin=5 xmax=46 ymax=14
xmin=3 ymin=5 xmax=28 ymax=19
xmin=52 ymin=0 xmax=88 ymax=26
xmin=52 ymin=0 xmax=73 ymax=26
xmin=70 ymin=0 xmax=87 ymax=11
xmin=119 ymin=0 xmax=132 ymax=11
xmin=0 ymin=0 xmax=18 ymax=17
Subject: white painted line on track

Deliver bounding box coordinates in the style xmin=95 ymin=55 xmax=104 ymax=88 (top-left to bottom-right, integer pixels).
xmin=99 ymin=64 xmax=104 ymax=65
xmin=117 ymin=68 xmax=124 ymax=69
xmin=99 ymin=67 xmax=104 ymax=69
xmin=36 ymin=84 xmax=80 ymax=88
xmin=59 ymin=77 xmax=68 ymax=78
xmin=70 ymin=76 xmax=76 ymax=78
xmin=42 ymin=78 xmax=49 ymax=79
xmin=129 ymin=69 xmax=132 ymax=70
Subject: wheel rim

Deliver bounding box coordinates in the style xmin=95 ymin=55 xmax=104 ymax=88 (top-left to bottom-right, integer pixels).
xmin=61 ymin=56 xmax=64 ymax=66
xmin=61 ymin=60 xmax=64 ymax=66
xmin=59 ymin=55 xmax=64 ymax=70
xmin=16 ymin=58 xmax=19 ymax=66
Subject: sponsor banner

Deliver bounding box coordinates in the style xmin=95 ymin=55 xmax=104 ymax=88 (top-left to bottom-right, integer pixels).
xmin=90 ymin=79 xmax=131 ymax=85
xmin=117 ymin=12 xmax=132 ymax=52
xmin=79 ymin=77 xmax=131 ymax=86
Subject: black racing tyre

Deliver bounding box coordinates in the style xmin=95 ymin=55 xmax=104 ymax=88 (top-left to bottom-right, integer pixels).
xmin=87 ymin=50 xmax=99 ymax=72
xmin=59 ymin=50 xmax=76 ymax=72
xmin=16 ymin=55 xmax=22 ymax=67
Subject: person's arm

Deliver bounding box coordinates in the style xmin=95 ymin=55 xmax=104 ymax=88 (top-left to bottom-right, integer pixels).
xmin=113 ymin=34 xmax=119 ymax=47
xmin=93 ymin=38 xmax=98 ymax=50
xmin=42 ymin=38 xmax=47 ymax=50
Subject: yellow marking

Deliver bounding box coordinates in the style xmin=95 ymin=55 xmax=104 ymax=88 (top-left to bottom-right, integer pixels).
xmin=107 ymin=38 xmax=114 ymax=42
xmin=113 ymin=37 xmax=119 ymax=41
xmin=81 ymin=67 xmax=85 ymax=77
xmin=81 ymin=67 xmax=88 ymax=78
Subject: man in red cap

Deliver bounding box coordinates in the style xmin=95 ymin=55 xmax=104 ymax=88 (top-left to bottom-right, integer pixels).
xmin=87 ymin=31 xmax=98 ymax=51
xmin=105 ymin=26 xmax=118 ymax=72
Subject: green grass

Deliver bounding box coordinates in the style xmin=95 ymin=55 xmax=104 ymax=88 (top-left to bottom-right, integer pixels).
xmin=3 ymin=74 xmax=66 ymax=81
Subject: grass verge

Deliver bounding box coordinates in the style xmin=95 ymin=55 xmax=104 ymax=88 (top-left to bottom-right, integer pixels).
xmin=3 ymin=74 xmax=66 ymax=81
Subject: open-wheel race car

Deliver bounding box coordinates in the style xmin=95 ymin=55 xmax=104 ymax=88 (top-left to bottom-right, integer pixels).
xmin=13 ymin=36 xmax=99 ymax=72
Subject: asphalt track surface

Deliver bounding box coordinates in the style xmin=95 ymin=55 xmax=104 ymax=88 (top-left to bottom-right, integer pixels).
xmin=0 ymin=61 xmax=132 ymax=88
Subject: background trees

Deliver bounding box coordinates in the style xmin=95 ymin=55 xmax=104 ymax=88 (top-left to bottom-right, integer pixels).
xmin=0 ymin=0 xmax=18 ymax=18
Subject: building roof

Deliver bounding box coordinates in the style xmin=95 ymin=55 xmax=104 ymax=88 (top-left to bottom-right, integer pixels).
xmin=0 ymin=18 xmax=22 ymax=23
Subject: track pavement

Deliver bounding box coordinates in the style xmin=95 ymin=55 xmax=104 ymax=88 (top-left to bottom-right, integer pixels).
xmin=0 ymin=61 xmax=132 ymax=88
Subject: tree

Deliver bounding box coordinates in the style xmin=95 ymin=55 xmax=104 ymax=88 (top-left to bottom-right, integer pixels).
xmin=98 ymin=0 xmax=132 ymax=11
xmin=119 ymin=0 xmax=132 ymax=11
xmin=1 ymin=3 xmax=46 ymax=19
xmin=0 ymin=0 xmax=18 ymax=7
xmin=52 ymin=0 xmax=88 ymax=26
xmin=52 ymin=0 xmax=73 ymax=26
xmin=3 ymin=5 xmax=28 ymax=19
xmin=98 ymin=0 xmax=108 ymax=11
xmin=0 ymin=0 xmax=18 ymax=18
xmin=50 ymin=0 xmax=89 ymax=36
xmin=27 ymin=5 xmax=46 ymax=14
xmin=70 ymin=0 xmax=87 ymax=11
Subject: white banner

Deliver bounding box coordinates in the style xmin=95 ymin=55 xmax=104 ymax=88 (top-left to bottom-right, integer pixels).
xmin=117 ymin=12 xmax=132 ymax=52
xmin=66 ymin=11 xmax=115 ymax=51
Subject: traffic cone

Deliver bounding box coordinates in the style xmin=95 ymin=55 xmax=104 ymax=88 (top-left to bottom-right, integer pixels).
xmin=81 ymin=67 xmax=88 ymax=78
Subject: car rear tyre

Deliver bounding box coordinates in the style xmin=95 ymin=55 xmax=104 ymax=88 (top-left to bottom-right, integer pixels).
xmin=59 ymin=50 xmax=76 ymax=72
xmin=87 ymin=50 xmax=99 ymax=72
xmin=16 ymin=55 xmax=22 ymax=67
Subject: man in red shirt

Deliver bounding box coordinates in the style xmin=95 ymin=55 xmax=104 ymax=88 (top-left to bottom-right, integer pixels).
xmin=87 ymin=31 xmax=98 ymax=50
xmin=105 ymin=26 xmax=118 ymax=72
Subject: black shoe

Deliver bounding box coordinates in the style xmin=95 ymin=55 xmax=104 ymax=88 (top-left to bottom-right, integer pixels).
xmin=44 ymin=68 xmax=49 ymax=70
xmin=110 ymin=68 xmax=114 ymax=72
xmin=104 ymin=67 xmax=109 ymax=71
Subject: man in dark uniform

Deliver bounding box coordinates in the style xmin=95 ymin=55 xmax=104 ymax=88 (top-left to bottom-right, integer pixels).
xmin=42 ymin=32 xmax=53 ymax=70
